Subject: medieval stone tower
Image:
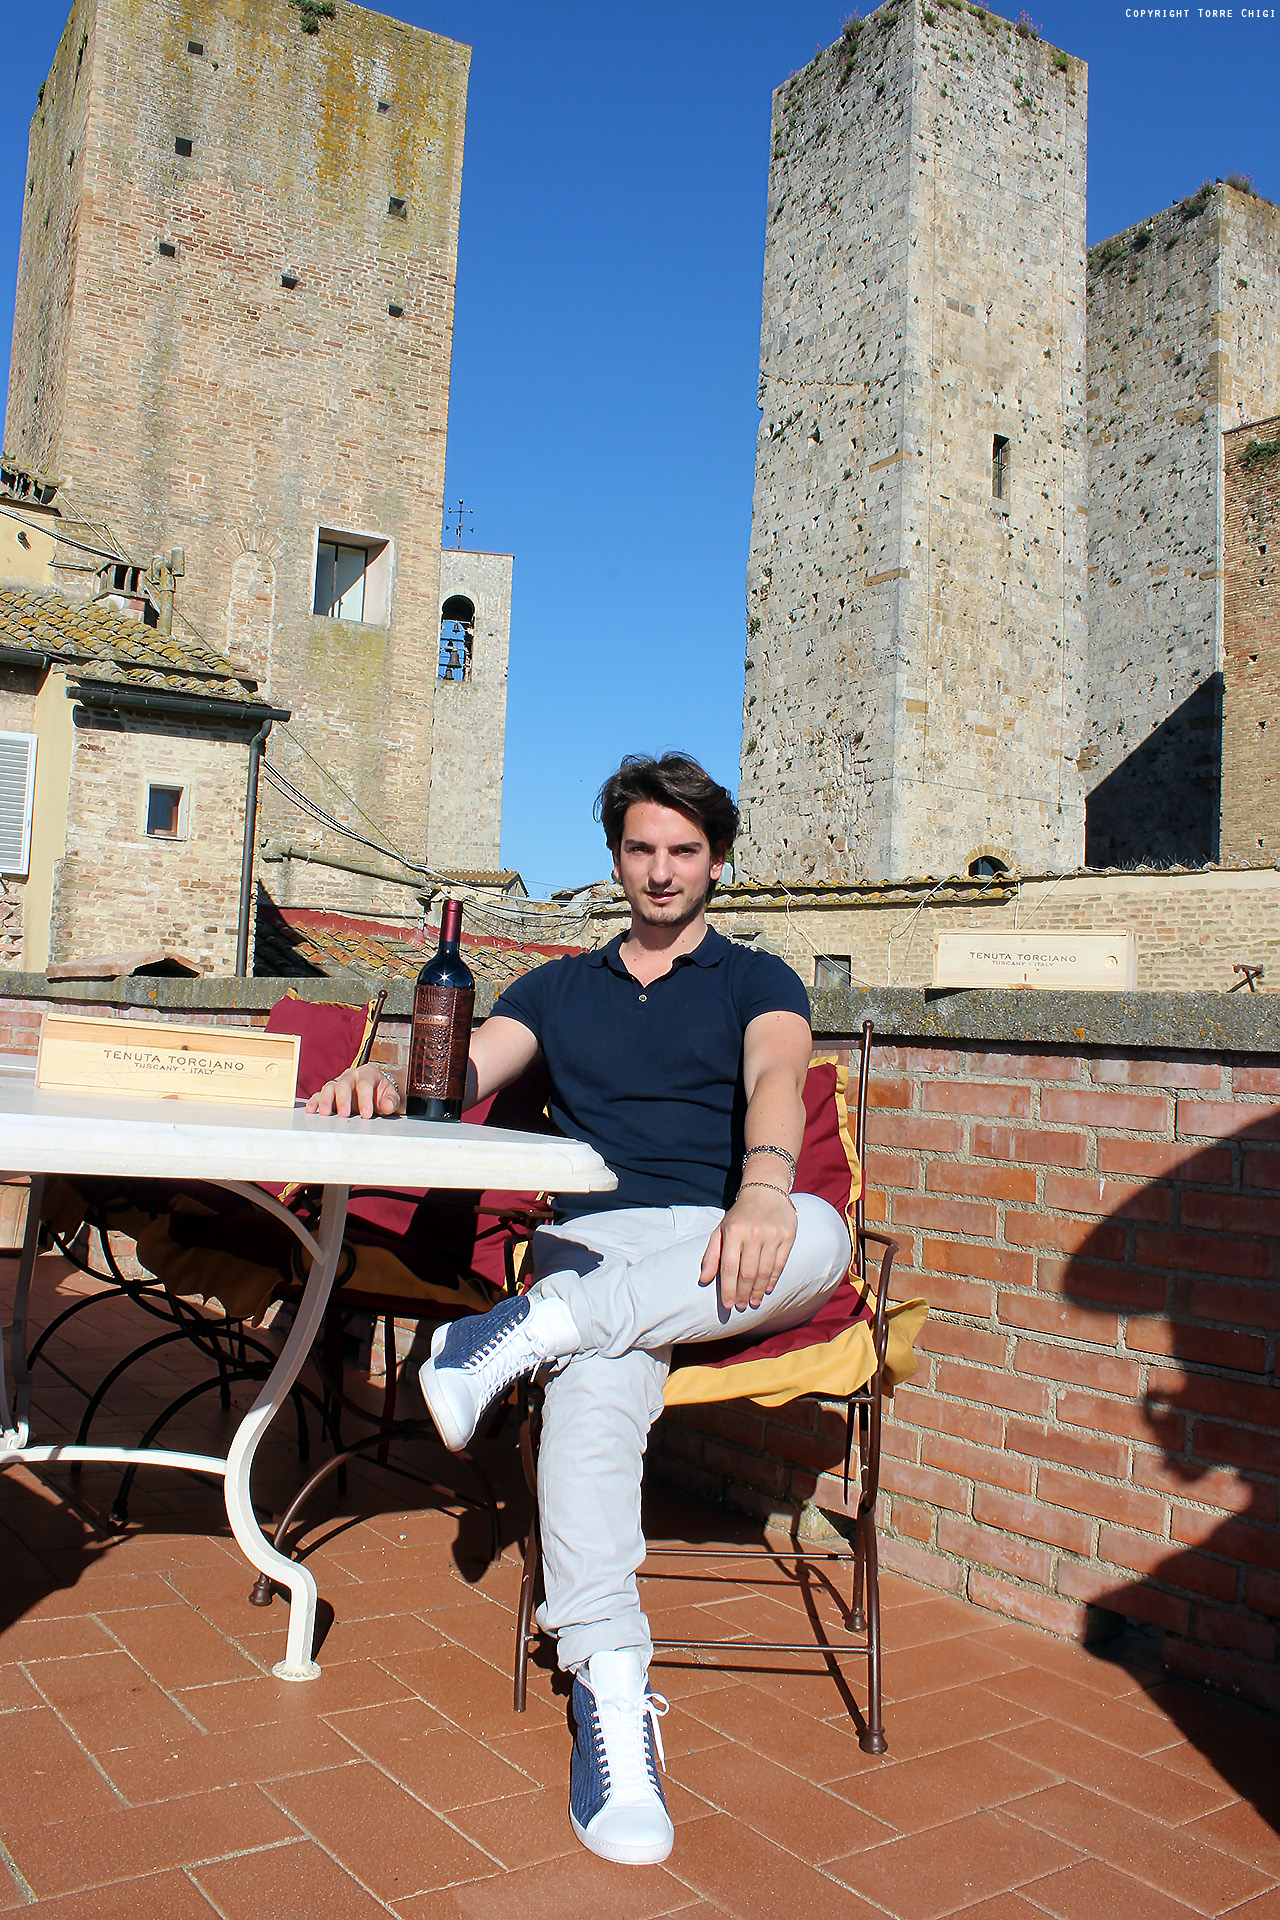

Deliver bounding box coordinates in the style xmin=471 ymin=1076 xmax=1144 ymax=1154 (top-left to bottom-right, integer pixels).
xmin=1083 ymin=185 xmax=1280 ymax=868
xmin=6 ymin=0 xmax=505 ymax=908
xmin=737 ymin=0 xmax=1087 ymax=883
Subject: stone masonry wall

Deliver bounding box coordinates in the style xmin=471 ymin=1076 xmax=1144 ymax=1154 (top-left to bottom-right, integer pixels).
xmin=739 ymin=1 xmax=1086 ymax=884
xmin=50 ymin=711 xmax=251 ymax=973
xmin=1084 ymin=186 xmax=1280 ymax=867
xmin=1221 ymin=421 xmax=1280 ymax=864
xmin=652 ymin=1034 xmax=1280 ymax=1716
xmin=5 ymin=0 xmax=479 ymax=915
xmin=586 ymin=866 xmax=1280 ymax=994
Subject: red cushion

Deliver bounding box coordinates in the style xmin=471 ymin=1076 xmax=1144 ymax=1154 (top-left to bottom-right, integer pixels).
xmin=794 ymin=1060 xmax=860 ymax=1220
xmin=671 ymin=1276 xmax=872 ymax=1373
xmin=265 ymin=996 xmax=375 ymax=1100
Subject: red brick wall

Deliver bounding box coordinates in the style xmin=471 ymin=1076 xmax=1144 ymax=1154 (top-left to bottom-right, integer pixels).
xmin=654 ymin=1039 xmax=1280 ymax=1716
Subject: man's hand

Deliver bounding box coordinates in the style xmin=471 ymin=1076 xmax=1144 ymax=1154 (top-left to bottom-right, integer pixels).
xmin=699 ymin=1183 xmax=798 ymax=1313
xmin=306 ymin=1064 xmax=402 ymax=1119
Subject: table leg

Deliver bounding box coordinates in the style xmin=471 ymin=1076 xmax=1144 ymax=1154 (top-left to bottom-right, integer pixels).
xmin=222 ymin=1182 xmax=349 ymax=1680
xmin=1 ymin=1173 xmax=44 ymax=1446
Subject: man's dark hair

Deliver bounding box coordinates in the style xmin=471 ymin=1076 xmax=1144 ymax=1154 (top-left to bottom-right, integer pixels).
xmin=596 ymin=752 xmax=739 ymax=859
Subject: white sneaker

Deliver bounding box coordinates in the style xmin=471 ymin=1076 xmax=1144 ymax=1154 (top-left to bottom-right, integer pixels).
xmin=418 ymin=1293 xmax=579 ymax=1451
xmin=569 ymin=1649 xmax=673 ymax=1866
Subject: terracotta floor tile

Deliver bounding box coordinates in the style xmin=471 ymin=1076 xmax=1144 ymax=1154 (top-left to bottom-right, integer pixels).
xmin=1023 ymin=1857 xmax=1209 ymax=1920
xmin=660 ymin=1809 xmax=886 ymax=1919
xmin=390 ymin=1847 xmax=695 ymax=1919
xmin=21 ymin=1648 xmax=193 ymax=1755
xmin=0 ymin=1616 xmax=110 ymax=1664
xmin=679 ymin=1675 xmax=867 ymax=1781
xmin=99 ymin=1715 xmax=357 ymax=1802
xmin=194 ymin=1836 xmax=391 ymax=1918
xmin=667 ymin=1738 xmax=898 ymax=1861
xmin=948 ymin=1899 xmax=1053 ymax=1920
xmin=1010 ymin=1782 xmax=1272 ymax=1914
xmin=446 ymin=1783 xmax=584 ymax=1869
xmin=322 ymin=1571 xmax=489 ymax=1620
xmin=883 ymin=1595 xmax=1002 ymax=1649
xmin=0 ymin=1667 xmax=42 ymax=1722
xmin=4 ymin=1783 xmax=298 ymax=1898
xmin=178 ymin=1656 xmax=414 ymax=1732
xmin=325 ymin=1698 xmax=541 ymax=1809
xmin=1139 ymin=1680 xmax=1265 ymax=1739
xmin=241 ymin=1607 xmax=448 ymax=1668
xmin=830 ymin=1806 xmax=1082 ymax=1918
xmin=0 ymin=1706 xmax=122 ymax=1829
xmin=970 ymin=1623 xmax=1158 ymax=1696
xmin=993 ymin=1719 xmax=1236 ymax=1824
xmin=482 ymin=1722 xmax=575 ymax=1790
xmin=983 ymin=1667 xmax=1176 ymax=1756
xmin=1220 ymin=1895 xmax=1280 ymax=1920
xmin=1148 ymin=1723 xmax=1280 ymax=1804
xmin=880 ymin=1635 xmax=1028 ymax=1702
xmin=829 ymin=1734 xmax=1058 ymax=1835
xmin=848 ymin=1681 xmax=1044 ymax=1762
xmin=265 ymin=1759 xmax=497 ymax=1899
xmin=1181 ymin=1801 xmax=1280 ymax=1877
xmin=0 ymin=1865 xmax=221 ymax=1919
xmin=431 ymin=1595 xmax=533 ymax=1667
xmin=96 ymin=1600 xmax=261 ymax=1690
xmin=381 ymin=1642 xmax=562 ymax=1734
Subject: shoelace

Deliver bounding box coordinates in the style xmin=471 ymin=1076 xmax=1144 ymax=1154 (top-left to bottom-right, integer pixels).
xmin=456 ymin=1313 xmax=533 ymax=1403
xmin=592 ymin=1690 xmax=670 ymax=1804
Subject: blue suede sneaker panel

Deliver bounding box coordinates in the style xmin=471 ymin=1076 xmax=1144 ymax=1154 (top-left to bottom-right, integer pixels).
xmin=436 ymin=1294 xmax=529 ymax=1370
xmin=569 ymin=1675 xmax=607 ymax=1829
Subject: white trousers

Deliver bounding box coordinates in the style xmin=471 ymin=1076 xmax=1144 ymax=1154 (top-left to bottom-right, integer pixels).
xmin=527 ymin=1192 xmax=851 ymax=1672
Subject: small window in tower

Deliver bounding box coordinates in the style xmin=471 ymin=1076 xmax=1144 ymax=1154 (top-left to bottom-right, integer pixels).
xmin=968 ymin=854 xmax=1009 ymax=879
xmin=814 ymin=955 xmax=853 ymax=991
xmin=175 ymin=136 xmax=193 ymax=157
xmin=187 ymin=39 xmax=204 ymax=54
xmin=281 ymin=271 xmax=299 ymax=289
xmin=158 ymin=240 xmax=177 ymax=258
xmin=377 ymin=98 xmax=391 ymax=113
xmin=388 ymin=301 xmax=403 ymax=318
xmin=146 ymin=785 xmax=185 ymax=839
xmin=387 ymin=196 xmax=407 ymax=219
xmin=992 ymin=435 xmax=1010 ymax=502
xmin=312 ymin=529 xmax=393 ymax=624
xmin=438 ymin=596 xmax=475 ymax=681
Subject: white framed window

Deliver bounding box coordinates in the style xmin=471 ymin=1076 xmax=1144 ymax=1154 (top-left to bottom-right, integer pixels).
xmin=312 ymin=527 xmax=393 ymax=624
xmin=145 ymin=782 xmax=188 ymax=840
xmin=814 ymin=954 xmax=853 ymax=990
xmin=0 ymin=733 xmax=37 ymax=875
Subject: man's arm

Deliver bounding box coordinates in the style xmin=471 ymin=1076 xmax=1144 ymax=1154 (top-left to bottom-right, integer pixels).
xmin=306 ymin=1014 xmax=539 ymax=1118
xmin=698 ymin=1009 xmax=811 ymax=1312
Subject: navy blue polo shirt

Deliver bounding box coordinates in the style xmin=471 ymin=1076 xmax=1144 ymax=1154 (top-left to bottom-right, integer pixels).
xmin=489 ymin=927 xmax=810 ymax=1218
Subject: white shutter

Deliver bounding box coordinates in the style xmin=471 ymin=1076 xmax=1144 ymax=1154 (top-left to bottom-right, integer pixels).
xmin=0 ymin=733 xmax=37 ymax=876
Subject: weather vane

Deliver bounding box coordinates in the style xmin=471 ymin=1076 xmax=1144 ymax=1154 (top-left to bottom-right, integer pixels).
xmin=448 ymin=498 xmax=474 ymax=550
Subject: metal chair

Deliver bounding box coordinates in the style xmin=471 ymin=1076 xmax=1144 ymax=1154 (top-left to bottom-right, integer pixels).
xmin=512 ymin=1020 xmax=925 ymax=1755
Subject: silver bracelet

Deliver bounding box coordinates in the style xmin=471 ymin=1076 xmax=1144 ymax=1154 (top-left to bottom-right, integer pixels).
xmin=742 ymin=1144 xmax=798 ymax=1178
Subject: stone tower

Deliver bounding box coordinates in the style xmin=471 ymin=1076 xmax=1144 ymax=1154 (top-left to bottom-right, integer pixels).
xmin=737 ymin=0 xmax=1087 ymax=883
xmin=1083 ymin=185 xmax=1280 ymax=867
xmin=5 ymin=0 xmax=500 ymax=908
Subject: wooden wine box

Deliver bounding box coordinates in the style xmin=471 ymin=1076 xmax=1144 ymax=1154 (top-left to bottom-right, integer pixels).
xmin=36 ymin=1013 xmax=301 ymax=1108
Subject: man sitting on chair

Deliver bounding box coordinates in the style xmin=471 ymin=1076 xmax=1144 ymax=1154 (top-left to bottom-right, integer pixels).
xmin=312 ymin=752 xmax=850 ymax=1867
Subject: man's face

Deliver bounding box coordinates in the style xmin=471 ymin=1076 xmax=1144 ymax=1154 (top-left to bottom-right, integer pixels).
xmin=613 ymin=801 xmax=725 ymax=931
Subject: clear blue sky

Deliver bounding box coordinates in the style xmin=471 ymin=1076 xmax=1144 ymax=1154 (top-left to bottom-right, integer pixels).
xmin=2 ymin=2 xmax=1276 ymax=893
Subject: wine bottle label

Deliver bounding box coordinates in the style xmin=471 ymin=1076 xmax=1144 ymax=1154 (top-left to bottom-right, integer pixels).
xmin=408 ymin=983 xmax=475 ymax=1103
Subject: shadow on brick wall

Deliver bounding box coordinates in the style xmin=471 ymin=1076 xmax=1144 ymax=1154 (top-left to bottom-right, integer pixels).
xmin=1064 ymin=1109 xmax=1279 ymax=1827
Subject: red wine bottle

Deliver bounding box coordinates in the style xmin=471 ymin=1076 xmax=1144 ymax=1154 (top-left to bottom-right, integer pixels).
xmin=406 ymin=898 xmax=475 ymax=1120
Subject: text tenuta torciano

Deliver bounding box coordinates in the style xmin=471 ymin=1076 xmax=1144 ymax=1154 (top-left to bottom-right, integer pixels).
xmin=100 ymin=1049 xmax=247 ymax=1072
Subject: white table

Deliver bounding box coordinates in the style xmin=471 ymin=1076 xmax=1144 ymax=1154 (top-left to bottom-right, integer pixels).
xmin=0 ymin=1081 xmax=614 ymax=1678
